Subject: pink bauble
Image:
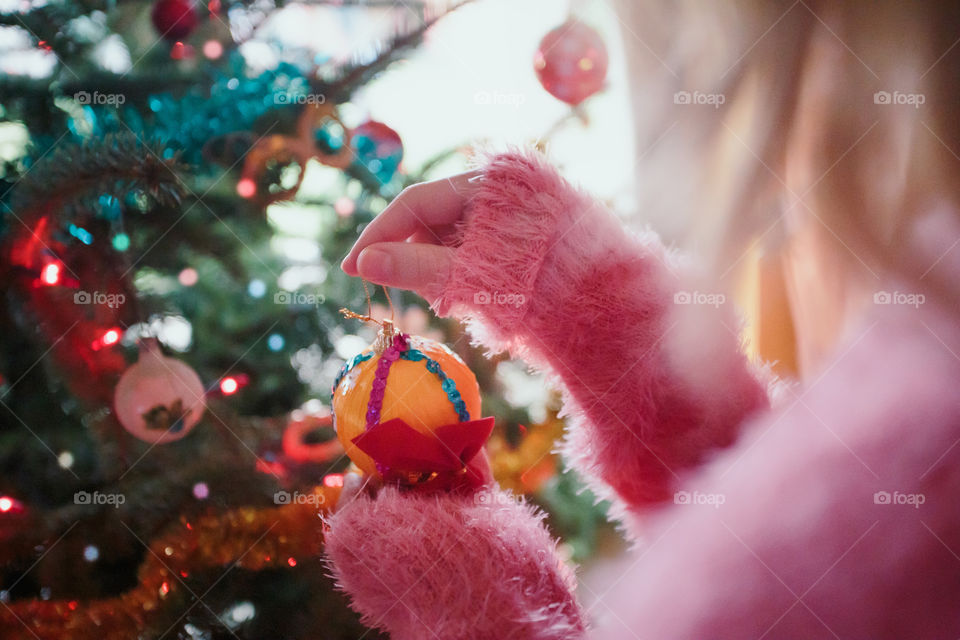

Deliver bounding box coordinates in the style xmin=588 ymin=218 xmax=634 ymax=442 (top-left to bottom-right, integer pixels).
xmin=533 ymin=19 xmax=609 ymax=105
xmin=114 ymin=340 xmax=205 ymax=443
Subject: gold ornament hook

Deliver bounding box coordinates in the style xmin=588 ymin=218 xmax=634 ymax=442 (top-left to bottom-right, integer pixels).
xmin=339 ymin=280 xmax=399 ymax=354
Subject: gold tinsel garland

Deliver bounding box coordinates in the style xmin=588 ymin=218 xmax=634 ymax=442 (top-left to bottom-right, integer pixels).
xmin=0 ymin=412 xmax=565 ymax=639
xmin=488 ymin=412 xmax=565 ymax=494
xmin=0 ymin=486 xmax=339 ymax=640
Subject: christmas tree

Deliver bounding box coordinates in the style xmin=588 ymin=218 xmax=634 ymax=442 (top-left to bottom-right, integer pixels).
xmin=0 ymin=1 xmax=615 ymax=637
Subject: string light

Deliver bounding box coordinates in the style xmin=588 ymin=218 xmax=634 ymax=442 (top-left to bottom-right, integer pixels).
xmin=202 ymin=40 xmax=223 ymax=59
xmin=91 ymin=328 xmax=122 ymax=350
xmin=334 ymin=197 xmax=355 ymax=217
xmin=236 ymin=178 xmax=256 ymax=198
xmin=192 ymin=482 xmax=209 ymax=500
xmin=247 ymin=279 xmax=267 ymax=298
xmin=40 ymin=262 xmax=61 ymax=285
xmin=219 ymin=377 xmax=239 ymax=395
xmin=323 ymin=473 xmax=344 ymax=488
xmin=170 ymin=42 xmax=191 ymax=60
xmin=178 ymin=268 xmax=199 ymax=286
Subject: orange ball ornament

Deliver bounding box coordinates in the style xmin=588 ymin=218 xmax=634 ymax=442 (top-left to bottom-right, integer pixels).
xmin=331 ymin=321 xmax=491 ymax=488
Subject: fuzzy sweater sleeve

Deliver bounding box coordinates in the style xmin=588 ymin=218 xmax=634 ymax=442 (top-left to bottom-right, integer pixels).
xmin=433 ymin=150 xmax=770 ymax=509
xmin=591 ymin=306 xmax=960 ymax=638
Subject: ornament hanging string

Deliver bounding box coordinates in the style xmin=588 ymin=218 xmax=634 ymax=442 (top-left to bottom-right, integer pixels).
xmin=339 ymin=280 xmax=399 ymax=351
xmin=339 ymin=279 xmax=396 ymax=325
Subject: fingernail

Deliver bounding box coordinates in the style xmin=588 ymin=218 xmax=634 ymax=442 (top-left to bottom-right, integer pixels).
xmin=357 ymin=247 xmax=392 ymax=281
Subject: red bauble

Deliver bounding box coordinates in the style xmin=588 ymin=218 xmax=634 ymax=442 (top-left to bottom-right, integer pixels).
xmin=151 ymin=0 xmax=198 ymax=41
xmin=534 ymin=19 xmax=608 ymax=105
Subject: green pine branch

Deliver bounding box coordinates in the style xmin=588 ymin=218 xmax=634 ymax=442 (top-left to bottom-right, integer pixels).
xmin=13 ymin=134 xmax=185 ymax=213
xmin=321 ymin=0 xmax=473 ymax=102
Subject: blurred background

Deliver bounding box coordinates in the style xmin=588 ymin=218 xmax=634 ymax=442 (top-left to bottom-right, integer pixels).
xmin=0 ymin=0 xmax=636 ymax=637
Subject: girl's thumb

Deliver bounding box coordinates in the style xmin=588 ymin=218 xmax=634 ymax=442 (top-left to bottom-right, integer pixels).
xmin=355 ymin=242 xmax=454 ymax=300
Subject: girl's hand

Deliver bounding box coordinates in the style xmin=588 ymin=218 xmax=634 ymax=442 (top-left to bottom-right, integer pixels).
xmin=340 ymin=171 xmax=481 ymax=300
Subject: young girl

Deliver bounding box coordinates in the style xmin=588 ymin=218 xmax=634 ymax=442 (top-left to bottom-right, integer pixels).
xmin=327 ymin=2 xmax=960 ymax=638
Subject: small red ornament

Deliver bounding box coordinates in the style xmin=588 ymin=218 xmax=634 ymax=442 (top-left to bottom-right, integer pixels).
xmin=151 ymin=0 xmax=199 ymax=41
xmin=534 ymin=19 xmax=608 ymax=105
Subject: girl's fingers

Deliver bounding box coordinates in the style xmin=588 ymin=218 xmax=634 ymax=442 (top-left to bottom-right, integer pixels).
xmin=355 ymin=242 xmax=456 ymax=300
xmin=342 ymin=171 xmax=480 ymax=275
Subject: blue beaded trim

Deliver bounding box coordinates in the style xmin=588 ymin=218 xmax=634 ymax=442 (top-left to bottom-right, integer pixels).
xmin=331 ymin=352 xmax=373 ymax=398
xmin=330 ymin=345 xmax=471 ymax=422
xmin=401 ymin=349 xmax=471 ymax=422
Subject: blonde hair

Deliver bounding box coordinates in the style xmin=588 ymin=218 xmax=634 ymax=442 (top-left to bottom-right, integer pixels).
xmin=615 ymin=1 xmax=960 ymax=373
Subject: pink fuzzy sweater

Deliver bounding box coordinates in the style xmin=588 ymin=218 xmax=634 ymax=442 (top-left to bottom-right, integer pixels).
xmin=325 ymin=151 xmax=960 ymax=639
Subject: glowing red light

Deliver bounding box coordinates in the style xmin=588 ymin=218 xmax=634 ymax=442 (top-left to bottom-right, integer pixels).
xmin=92 ymin=327 xmax=123 ymax=351
xmin=170 ymin=42 xmax=191 ymax=60
xmin=160 ymin=581 xmax=170 ymax=596
xmin=287 ymin=557 xmax=297 ymax=567
xmin=41 ymin=262 xmax=61 ymax=285
xmin=236 ymin=178 xmax=256 ymax=198
xmin=0 ymin=497 xmax=13 ymax=512
xmin=323 ymin=473 xmax=344 ymax=488
xmin=220 ymin=377 xmax=239 ymax=395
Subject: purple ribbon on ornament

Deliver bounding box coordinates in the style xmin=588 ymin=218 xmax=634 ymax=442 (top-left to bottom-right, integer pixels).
xmin=364 ymin=332 xmax=408 ymax=431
